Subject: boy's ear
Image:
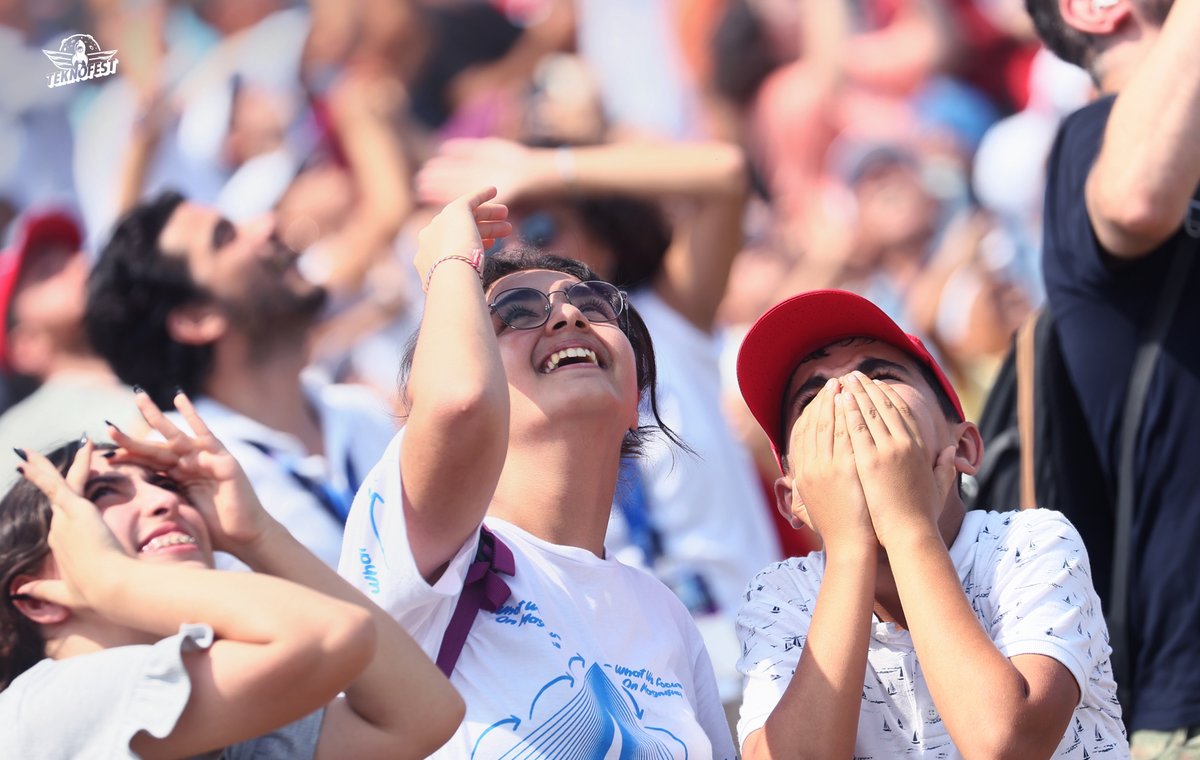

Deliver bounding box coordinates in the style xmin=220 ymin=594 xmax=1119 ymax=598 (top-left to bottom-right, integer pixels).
xmin=166 ymin=303 xmax=227 ymax=346
xmin=773 ymin=474 xmax=811 ymax=531
xmin=8 ymin=574 xmax=68 ymax=626
xmin=952 ymin=421 xmax=984 ymax=477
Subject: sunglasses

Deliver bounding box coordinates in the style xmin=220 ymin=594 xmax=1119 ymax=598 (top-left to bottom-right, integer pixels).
xmin=488 ymin=280 xmax=627 ymax=331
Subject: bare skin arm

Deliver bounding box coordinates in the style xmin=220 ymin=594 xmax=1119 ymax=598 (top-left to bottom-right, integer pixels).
xmin=843 ymin=372 xmax=1079 ymax=759
xmin=743 ymin=380 xmax=878 ymax=759
xmin=401 ymin=188 xmax=513 ymax=578
xmin=18 ymin=445 xmax=376 ymax=760
xmin=1086 ymin=0 xmax=1200 ymax=258
xmin=416 ymin=138 xmax=748 ymax=332
xmin=108 ymin=392 xmax=465 ymax=759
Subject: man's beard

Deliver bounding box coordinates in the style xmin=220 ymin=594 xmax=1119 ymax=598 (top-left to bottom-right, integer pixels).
xmin=221 ymin=282 xmax=328 ymax=354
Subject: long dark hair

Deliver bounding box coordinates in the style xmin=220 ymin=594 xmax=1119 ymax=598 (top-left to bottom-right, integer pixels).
xmin=399 ymin=247 xmax=685 ymax=458
xmin=0 ymin=440 xmax=90 ymax=690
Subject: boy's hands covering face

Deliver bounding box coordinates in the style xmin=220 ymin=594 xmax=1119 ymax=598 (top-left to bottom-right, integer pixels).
xmin=790 ymin=377 xmax=877 ymax=553
xmin=839 ymin=371 xmax=957 ymax=547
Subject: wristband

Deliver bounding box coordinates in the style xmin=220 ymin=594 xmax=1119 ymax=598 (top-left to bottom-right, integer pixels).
xmin=423 ymin=249 xmax=484 ymax=292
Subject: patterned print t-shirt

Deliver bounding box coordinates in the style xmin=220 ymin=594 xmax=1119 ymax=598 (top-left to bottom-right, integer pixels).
xmin=736 ymin=509 xmax=1127 ymax=759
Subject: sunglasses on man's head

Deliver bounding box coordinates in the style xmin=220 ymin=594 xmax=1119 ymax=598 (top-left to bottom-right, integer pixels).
xmin=488 ymin=280 xmax=627 ymax=331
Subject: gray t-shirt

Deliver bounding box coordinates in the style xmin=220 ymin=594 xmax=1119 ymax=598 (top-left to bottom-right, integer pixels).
xmin=0 ymin=623 xmax=323 ymax=759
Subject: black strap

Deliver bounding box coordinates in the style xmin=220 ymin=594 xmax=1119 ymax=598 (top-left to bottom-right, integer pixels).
xmin=1108 ymin=238 xmax=1195 ymax=711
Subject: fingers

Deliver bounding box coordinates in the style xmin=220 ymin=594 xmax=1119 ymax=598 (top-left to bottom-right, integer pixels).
xmin=132 ymin=389 xmax=187 ymax=442
xmin=841 ymin=374 xmax=888 ymax=444
xmin=14 ymin=579 xmax=71 ymax=607
xmin=65 ymin=438 xmax=94 ymax=493
xmin=869 ymin=377 xmax=924 ymax=447
xmin=838 ymin=386 xmax=876 ymax=453
xmin=104 ymin=432 xmax=179 ymax=470
xmin=462 ymin=186 xmax=498 ymax=210
xmin=934 ymin=445 xmax=959 ymax=502
xmin=22 ymin=449 xmax=90 ymax=511
xmin=171 ymin=391 xmax=212 ymax=440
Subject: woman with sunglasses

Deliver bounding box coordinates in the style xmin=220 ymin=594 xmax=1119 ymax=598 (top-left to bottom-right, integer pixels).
xmin=0 ymin=392 xmax=464 ymax=759
xmin=338 ymin=188 xmax=737 ymax=758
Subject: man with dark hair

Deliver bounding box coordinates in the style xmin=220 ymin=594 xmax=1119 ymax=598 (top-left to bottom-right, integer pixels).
xmin=0 ymin=210 xmax=139 ymax=477
xmin=1024 ymin=0 xmax=1200 ymax=750
xmin=86 ymin=191 xmax=395 ymax=568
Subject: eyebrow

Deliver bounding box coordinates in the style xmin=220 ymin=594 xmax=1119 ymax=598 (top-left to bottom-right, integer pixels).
xmin=84 ymin=473 xmax=128 ymax=496
xmin=782 ymin=356 xmax=913 ymax=429
xmin=211 ymin=218 xmax=236 ymax=251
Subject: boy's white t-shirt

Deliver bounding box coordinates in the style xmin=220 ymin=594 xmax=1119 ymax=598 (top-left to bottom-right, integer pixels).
xmin=338 ymin=432 xmax=737 ymax=759
xmin=737 ymin=509 xmax=1128 ymax=759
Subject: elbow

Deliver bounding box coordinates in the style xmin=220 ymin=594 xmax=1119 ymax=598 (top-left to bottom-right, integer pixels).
xmin=424 ymin=382 xmax=509 ymax=438
xmin=1089 ymin=175 xmax=1187 ymax=255
xmin=710 ymin=144 xmax=750 ymax=197
xmin=319 ymin=603 xmax=378 ymax=682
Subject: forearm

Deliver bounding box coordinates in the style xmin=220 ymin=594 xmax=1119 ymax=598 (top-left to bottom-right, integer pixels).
xmin=94 ymin=555 xmax=371 ymax=651
xmin=744 ymin=549 xmax=876 ymax=760
xmin=886 ymin=528 xmax=1057 ymax=758
xmin=403 ymin=253 xmax=508 ymax=572
xmin=524 ymin=141 xmax=748 ymax=201
xmin=241 ymin=522 xmax=462 ymax=736
xmin=1087 ymin=0 xmax=1200 ymax=256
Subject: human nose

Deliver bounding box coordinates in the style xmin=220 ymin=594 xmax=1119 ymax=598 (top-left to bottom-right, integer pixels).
xmin=543 ymin=290 xmax=589 ymax=331
xmin=142 ymin=482 xmax=184 ymax=518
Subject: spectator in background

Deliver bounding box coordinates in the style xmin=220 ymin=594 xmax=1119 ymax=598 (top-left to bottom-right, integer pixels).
xmin=84 ymin=192 xmax=395 ymax=569
xmin=1026 ymin=0 xmax=1200 ymax=750
xmin=0 ymin=211 xmax=139 ymax=481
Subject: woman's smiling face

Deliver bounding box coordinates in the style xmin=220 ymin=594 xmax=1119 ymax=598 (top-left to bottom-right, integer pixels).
xmin=82 ymin=454 xmax=214 ymax=568
xmin=487 ymin=268 xmax=640 ymax=436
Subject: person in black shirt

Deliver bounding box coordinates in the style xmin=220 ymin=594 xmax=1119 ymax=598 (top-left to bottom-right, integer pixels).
xmin=1027 ymin=0 xmax=1200 ymax=750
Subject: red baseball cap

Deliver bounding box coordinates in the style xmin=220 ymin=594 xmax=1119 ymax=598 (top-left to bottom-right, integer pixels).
xmin=737 ymin=289 xmax=963 ymax=473
xmin=0 ymin=210 xmax=84 ymax=370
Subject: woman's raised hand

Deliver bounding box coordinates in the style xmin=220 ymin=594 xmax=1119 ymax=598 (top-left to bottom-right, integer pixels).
xmin=16 ymin=440 xmax=130 ymax=615
xmin=107 ymin=390 xmax=274 ymax=556
xmin=414 ymin=186 xmax=511 ymax=286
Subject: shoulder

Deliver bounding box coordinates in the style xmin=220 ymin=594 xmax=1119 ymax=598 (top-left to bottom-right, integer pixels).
xmin=737 ymin=554 xmax=825 ymax=628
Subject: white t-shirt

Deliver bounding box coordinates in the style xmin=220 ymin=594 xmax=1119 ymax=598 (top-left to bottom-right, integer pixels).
xmin=338 ymin=432 xmax=737 ymax=759
xmin=0 ymin=624 xmax=323 ymax=759
xmin=737 ymin=509 xmax=1128 ymax=758
xmin=187 ymin=371 xmax=395 ymax=569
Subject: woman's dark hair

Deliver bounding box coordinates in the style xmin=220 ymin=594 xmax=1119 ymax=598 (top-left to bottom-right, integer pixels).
xmin=85 ymin=190 xmax=215 ymax=409
xmin=399 ymin=247 xmax=684 ymax=458
xmin=0 ymin=440 xmax=90 ymax=690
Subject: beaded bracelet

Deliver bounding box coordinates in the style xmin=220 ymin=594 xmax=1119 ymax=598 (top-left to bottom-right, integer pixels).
xmin=423 ymin=249 xmax=484 ymax=292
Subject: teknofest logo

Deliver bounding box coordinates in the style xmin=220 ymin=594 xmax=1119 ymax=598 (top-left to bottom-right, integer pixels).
xmin=42 ymin=33 xmax=119 ymax=88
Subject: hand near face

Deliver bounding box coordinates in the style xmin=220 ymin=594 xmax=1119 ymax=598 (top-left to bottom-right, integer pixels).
xmin=106 ymin=391 xmax=271 ymax=557
xmin=789 ymin=378 xmax=877 ymax=553
xmin=838 ymin=371 xmax=958 ymax=546
xmin=16 ymin=440 xmax=131 ymax=615
xmin=416 ymin=139 xmax=537 ymax=207
xmin=413 ymin=187 xmax=512 ymax=285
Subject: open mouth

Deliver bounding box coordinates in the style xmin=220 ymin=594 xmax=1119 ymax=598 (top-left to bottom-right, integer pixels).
xmin=541 ymin=347 xmax=600 ymax=373
xmin=140 ymin=532 xmax=198 ymax=554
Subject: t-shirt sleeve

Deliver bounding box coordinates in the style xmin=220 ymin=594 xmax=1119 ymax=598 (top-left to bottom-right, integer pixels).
xmin=337 ymin=429 xmax=479 ymax=630
xmin=1044 ymin=98 xmax=1118 ymax=288
xmin=734 ymin=557 xmax=821 ymax=749
xmin=223 ymin=708 xmax=325 ymax=760
xmin=981 ymin=510 xmax=1107 ymax=704
xmin=0 ymin=624 xmax=215 ymax=759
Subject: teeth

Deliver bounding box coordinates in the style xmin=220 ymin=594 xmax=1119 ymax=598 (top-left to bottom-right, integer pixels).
xmin=141 ymin=533 xmax=197 ymax=553
xmin=542 ymin=347 xmax=599 ymax=373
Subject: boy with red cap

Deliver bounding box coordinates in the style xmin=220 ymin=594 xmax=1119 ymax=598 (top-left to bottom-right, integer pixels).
xmin=733 ymin=289 xmax=1127 ymax=759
